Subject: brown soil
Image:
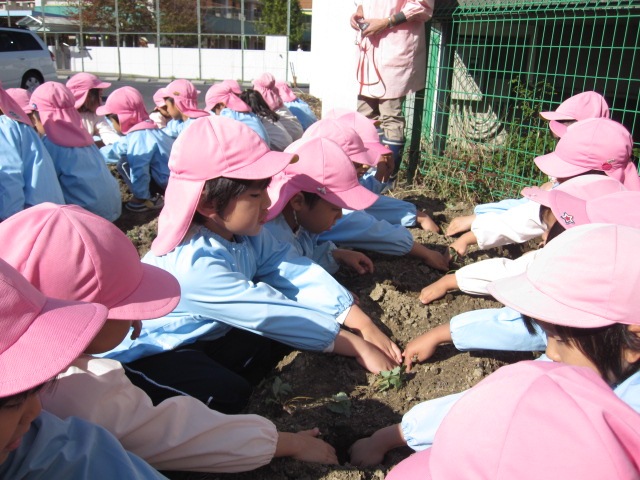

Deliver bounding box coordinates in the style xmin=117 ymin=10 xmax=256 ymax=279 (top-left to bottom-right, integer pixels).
xmin=114 ymin=176 xmax=535 ymax=480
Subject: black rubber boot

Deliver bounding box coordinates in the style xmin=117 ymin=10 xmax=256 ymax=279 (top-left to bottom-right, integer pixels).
xmin=381 ymin=137 xmax=405 ymax=192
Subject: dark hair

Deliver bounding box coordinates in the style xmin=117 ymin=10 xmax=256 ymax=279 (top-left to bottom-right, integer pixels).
xmin=239 ymin=89 xmax=279 ymax=122
xmin=522 ymin=315 xmax=640 ymax=385
xmin=0 ymin=381 xmax=54 ymax=408
xmin=106 ymin=113 xmax=119 ymax=123
xmin=301 ymin=191 xmax=321 ymax=209
xmin=538 ymin=204 xmax=566 ymax=244
xmin=78 ymin=88 xmax=101 ymax=112
xmin=194 ymin=176 xmax=271 ymax=223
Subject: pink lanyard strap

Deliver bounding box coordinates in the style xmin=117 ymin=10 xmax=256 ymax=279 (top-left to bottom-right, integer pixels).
xmin=356 ymin=36 xmax=387 ymax=98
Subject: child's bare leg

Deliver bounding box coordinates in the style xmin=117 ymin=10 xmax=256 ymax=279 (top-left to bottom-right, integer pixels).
xmin=448 ymin=231 xmax=477 ymax=259
xmin=409 ymin=242 xmax=449 ymax=271
xmin=415 ymin=210 xmax=440 ymax=233
xmin=349 ymin=424 xmax=406 ymax=467
xmin=333 ymin=329 xmax=398 ymax=373
xmin=343 ymin=305 xmax=402 ymax=363
xmin=446 ymin=214 xmax=476 ymax=236
xmin=403 ymin=323 xmax=452 ymax=371
xmin=419 ymin=273 xmax=458 ymax=305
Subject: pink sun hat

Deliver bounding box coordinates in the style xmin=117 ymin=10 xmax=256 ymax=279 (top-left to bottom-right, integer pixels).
xmin=534 ymin=118 xmax=639 ymax=190
xmin=0 ymin=203 xmax=181 ymax=320
xmin=6 ymin=88 xmax=35 ymax=115
xmin=324 ymin=108 xmax=392 ymax=158
xmin=252 ymin=72 xmax=283 ymax=111
xmin=0 ymin=256 xmax=108 ymax=397
xmin=152 ymin=87 xmax=168 ymax=108
xmin=152 ymin=115 xmax=297 ymax=256
xmin=488 ymin=223 xmax=640 ymax=328
xmin=521 ymin=175 xmax=636 ymax=229
xmin=540 ymin=91 xmax=610 ymax=137
xmin=387 ymin=361 xmax=640 ymax=480
xmin=219 ymin=79 xmax=242 ymax=95
xmin=66 ymin=72 xmax=112 ymax=109
xmin=267 ymin=137 xmax=378 ymax=221
xmin=31 ymin=82 xmax=94 ymax=147
xmin=205 ymin=82 xmax=251 ymax=113
xmin=303 ymin=118 xmax=380 ymax=167
xmin=275 ymin=80 xmax=297 ymax=103
xmin=164 ymin=79 xmax=209 ymax=119
xmin=96 ymin=86 xmax=156 ymax=134
xmin=0 ymin=83 xmax=32 ymax=125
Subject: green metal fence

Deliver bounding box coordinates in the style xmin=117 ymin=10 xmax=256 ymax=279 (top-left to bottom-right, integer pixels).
xmin=406 ymin=0 xmax=640 ymax=202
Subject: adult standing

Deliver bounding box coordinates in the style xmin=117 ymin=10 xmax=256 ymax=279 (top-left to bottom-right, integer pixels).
xmin=351 ymin=0 xmax=434 ymax=182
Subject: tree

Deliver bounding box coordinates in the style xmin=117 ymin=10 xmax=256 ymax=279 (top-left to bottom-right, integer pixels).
xmin=257 ymin=0 xmax=304 ymax=48
xmin=66 ymin=0 xmax=155 ymax=33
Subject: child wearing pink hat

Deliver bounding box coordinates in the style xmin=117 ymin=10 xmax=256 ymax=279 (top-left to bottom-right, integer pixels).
xmin=97 ymin=86 xmax=174 ymax=212
xmin=275 ymin=80 xmax=317 ymax=130
xmin=446 ymin=91 xmax=612 ymax=238
xmin=149 ymin=87 xmax=171 ymax=129
xmin=162 ymin=79 xmax=209 ymax=138
xmin=0 ymin=84 xmax=65 ymax=220
xmin=350 ymin=182 xmax=640 ymax=467
xmin=105 ymin=116 xmax=401 ymax=413
xmin=66 ymin=72 xmax=119 ymax=146
xmin=30 ymin=82 xmax=121 ymax=221
xmin=447 ymin=117 xmax=638 ymax=258
xmin=386 ymin=361 xmax=640 ymax=480
xmin=0 ymin=258 xmax=168 ymax=478
xmin=239 ymin=88 xmax=293 ymax=151
xmin=264 ymin=137 xmax=378 ymax=275
xmin=253 ymin=72 xmax=303 ymax=141
xmin=0 ymin=202 xmax=338 ymax=471
xmin=205 ymin=81 xmax=270 ymax=144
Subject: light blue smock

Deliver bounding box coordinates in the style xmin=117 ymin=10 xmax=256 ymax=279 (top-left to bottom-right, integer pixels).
xmin=473 ymin=197 xmax=530 ymax=215
xmin=163 ymin=117 xmax=199 ymax=139
xmin=318 ymin=209 xmax=414 ymax=256
xmin=401 ymin=359 xmax=640 ymax=451
xmin=219 ymin=108 xmax=271 ymax=146
xmin=283 ymin=99 xmax=317 ymax=131
xmin=100 ymin=128 xmax=173 ymax=200
xmin=359 ymin=170 xmax=418 ymax=227
xmin=264 ymin=213 xmax=339 ymax=274
xmin=0 ymin=116 xmax=65 ymax=220
xmin=0 ymin=411 xmax=166 ymax=479
xmin=42 ymin=138 xmax=121 ymax=222
xmin=105 ymin=225 xmax=352 ymax=363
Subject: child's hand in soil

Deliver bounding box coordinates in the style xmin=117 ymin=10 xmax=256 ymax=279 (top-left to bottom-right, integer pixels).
xmin=360 ymin=323 xmax=402 ymax=364
xmin=333 ymin=248 xmax=374 ymax=274
xmin=276 ymin=428 xmax=338 ymax=464
xmin=356 ymin=341 xmax=399 ymax=373
xmin=416 ymin=210 xmax=440 ymax=233
xmin=446 ymin=214 xmax=475 ymax=236
xmin=349 ymin=424 xmax=406 ymax=467
xmin=423 ymin=249 xmax=449 ymax=271
xmin=403 ymin=323 xmax=452 ymax=372
xmin=419 ymin=274 xmax=457 ymax=305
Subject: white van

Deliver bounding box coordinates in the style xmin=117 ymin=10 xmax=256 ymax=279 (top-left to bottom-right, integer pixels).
xmin=0 ymin=27 xmax=57 ymax=92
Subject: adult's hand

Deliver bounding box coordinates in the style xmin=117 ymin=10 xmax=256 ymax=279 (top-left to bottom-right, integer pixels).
xmin=362 ymin=18 xmax=389 ymax=37
xmin=350 ymin=5 xmax=365 ymax=30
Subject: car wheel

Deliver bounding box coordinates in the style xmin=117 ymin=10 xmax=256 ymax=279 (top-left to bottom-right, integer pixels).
xmin=21 ymin=70 xmax=45 ymax=93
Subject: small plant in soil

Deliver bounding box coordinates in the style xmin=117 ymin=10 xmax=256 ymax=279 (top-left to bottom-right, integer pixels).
xmin=376 ymin=366 xmax=407 ymax=392
xmin=265 ymin=376 xmax=293 ymax=405
xmin=326 ymin=392 xmax=351 ymax=417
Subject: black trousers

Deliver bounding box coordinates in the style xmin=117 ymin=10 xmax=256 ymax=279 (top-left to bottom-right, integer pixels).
xmin=123 ymin=328 xmax=273 ymax=414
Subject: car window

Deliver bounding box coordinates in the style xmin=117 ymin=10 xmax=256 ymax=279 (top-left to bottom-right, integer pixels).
xmin=0 ymin=32 xmax=19 ymax=52
xmin=14 ymin=31 xmax=44 ymax=52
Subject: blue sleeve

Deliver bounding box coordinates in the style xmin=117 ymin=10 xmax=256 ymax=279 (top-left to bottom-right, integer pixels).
xmin=318 ymin=210 xmax=414 ymax=255
xmin=125 ymin=131 xmax=157 ymax=200
xmin=0 ymin=411 xmax=166 ymax=480
xmin=359 ymin=169 xmax=386 ymax=195
xmin=0 ymin=119 xmax=28 ymax=220
xmin=614 ymin=371 xmax=640 ymax=414
xmin=474 ymin=197 xmax=529 ymax=215
xmin=364 ymin=194 xmax=417 ymax=227
xmin=100 ymin=136 xmax=128 ymax=164
xmin=450 ymin=306 xmax=547 ymax=352
xmin=163 ymin=119 xmax=182 ymax=138
xmin=401 ymin=391 xmax=466 ymax=451
xmin=285 ymin=101 xmax=317 ymax=130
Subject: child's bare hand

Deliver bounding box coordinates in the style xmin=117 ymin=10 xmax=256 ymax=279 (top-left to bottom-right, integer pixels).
xmin=334 ymin=249 xmax=374 ymax=274
xmin=403 ymin=334 xmax=438 ymax=371
xmin=416 ymin=211 xmax=440 ymax=233
xmin=446 ymin=214 xmax=475 ymax=236
xmin=130 ymin=320 xmax=142 ymax=340
xmin=291 ymin=428 xmax=338 ymax=464
xmin=356 ymin=342 xmax=398 ymax=373
xmin=349 ymin=436 xmax=387 ymax=467
xmin=360 ymin=324 xmax=402 ymax=364
xmin=448 ymin=238 xmax=468 ymax=258
xmin=423 ymin=249 xmax=449 ymax=271
xmin=419 ymin=274 xmax=457 ymax=305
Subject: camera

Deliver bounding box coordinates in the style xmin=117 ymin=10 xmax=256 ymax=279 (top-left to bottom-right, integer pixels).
xmin=358 ymin=21 xmax=369 ymax=31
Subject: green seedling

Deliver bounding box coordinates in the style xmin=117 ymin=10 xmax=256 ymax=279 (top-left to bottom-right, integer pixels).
xmin=327 ymin=392 xmax=351 ymax=417
xmin=376 ymin=365 xmax=406 ymax=392
xmin=266 ymin=376 xmax=293 ymax=405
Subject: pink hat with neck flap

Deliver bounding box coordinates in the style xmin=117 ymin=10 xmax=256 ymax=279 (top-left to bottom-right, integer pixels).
xmin=205 ymin=82 xmax=251 ymax=113
xmin=0 ymin=83 xmax=33 ymax=125
xmin=66 ymin=72 xmax=112 ymax=109
xmin=267 ymin=137 xmax=378 ymax=220
xmin=0 ymin=256 xmax=108 ymax=397
xmin=275 ymin=81 xmax=297 ymax=103
xmin=540 ymin=91 xmax=610 ymax=137
xmin=303 ymin=118 xmax=381 ymax=167
xmin=152 ymin=116 xmax=297 ymax=256
xmin=6 ymin=88 xmax=34 ymax=115
xmin=31 ymin=82 xmax=94 ymax=147
xmin=252 ymin=72 xmax=283 ymax=111
xmin=0 ymin=203 xmax=181 ymax=320
xmin=534 ymin=118 xmax=639 ymax=191
xmin=96 ymin=86 xmax=156 ymax=134
xmin=387 ymin=361 xmax=640 ymax=480
xmin=324 ymin=108 xmax=392 ymax=158
xmin=164 ymin=79 xmax=209 ymax=119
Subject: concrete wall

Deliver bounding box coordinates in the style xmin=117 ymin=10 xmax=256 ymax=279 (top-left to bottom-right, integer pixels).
xmin=66 ymin=36 xmax=313 ymax=84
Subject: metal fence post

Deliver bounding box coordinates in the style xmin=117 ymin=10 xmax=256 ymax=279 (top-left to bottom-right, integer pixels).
xmin=432 ymin=18 xmax=455 ymax=159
